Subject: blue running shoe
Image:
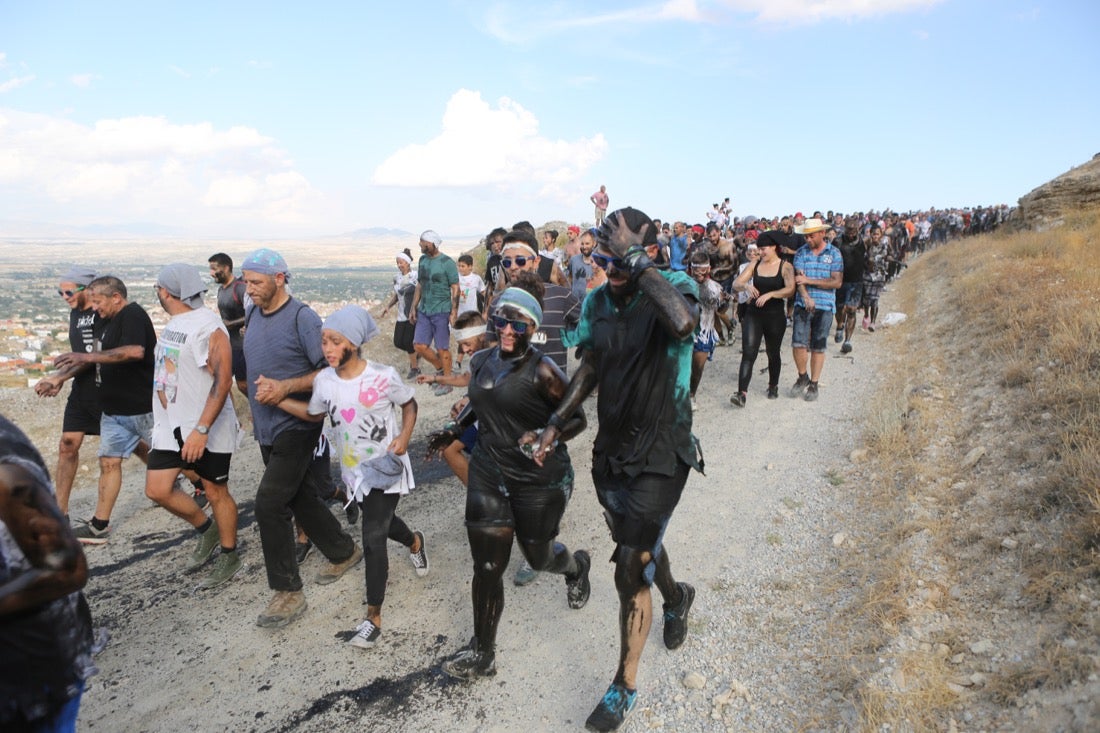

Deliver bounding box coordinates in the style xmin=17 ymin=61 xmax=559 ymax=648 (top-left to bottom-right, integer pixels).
xmin=585 ymin=683 xmax=638 ymax=732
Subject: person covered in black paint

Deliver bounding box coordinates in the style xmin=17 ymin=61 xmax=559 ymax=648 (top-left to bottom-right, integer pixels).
xmin=427 ymin=286 xmax=590 ymax=680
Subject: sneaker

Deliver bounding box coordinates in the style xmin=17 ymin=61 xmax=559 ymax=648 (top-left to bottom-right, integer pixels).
xmin=862 ymin=316 xmax=870 ymax=331
xmin=74 ymin=519 xmax=110 ymax=545
xmin=663 ymin=581 xmax=695 ymax=650
xmin=729 ymin=391 xmax=746 ymax=407
xmin=431 ymin=382 xmax=454 ymax=396
xmin=405 ymin=367 xmax=420 ymax=380
xmin=585 ymin=683 xmax=638 ymax=732
xmin=690 ymin=397 xmax=697 ymax=411
xmin=513 ymin=559 xmax=539 ymax=586
xmin=766 ymin=385 xmax=779 ymax=399
xmin=295 ymin=539 xmax=314 ymax=565
xmin=199 ymin=550 xmax=242 ymax=589
xmin=441 ymin=643 xmax=497 ymax=680
xmin=841 ymin=341 xmax=852 ymax=354
xmin=256 ymin=590 xmax=307 ymax=628
xmin=348 ymin=618 xmax=381 ymax=649
xmin=566 ymin=550 xmax=591 ymax=610
xmin=315 ymin=544 xmax=363 ymax=585
xmin=834 ymin=327 xmax=843 ymax=343
xmin=788 ymin=373 xmax=810 ymax=398
xmin=868 ymin=323 xmax=876 ymax=333
xmin=409 ymin=531 xmax=429 ymax=577
xmin=188 ymin=520 xmax=221 ymax=571
xmin=804 ymin=382 xmax=819 ymax=402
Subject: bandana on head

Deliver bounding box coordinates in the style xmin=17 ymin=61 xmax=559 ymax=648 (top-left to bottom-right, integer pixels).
xmin=157 ymin=263 xmax=207 ymax=309
xmin=452 ymin=324 xmax=487 ymax=341
xmin=241 ymin=248 xmax=291 ymax=280
xmin=323 ymin=305 xmax=380 ymax=346
xmin=495 ymin=288 xmax=542 ymax=330
xmin=61 ymin=265 xmax=97 ymax=287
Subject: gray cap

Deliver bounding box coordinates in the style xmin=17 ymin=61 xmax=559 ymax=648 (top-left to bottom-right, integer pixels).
xmin=156 ymin=263 xmax=207 ymax=309
xmin=61 ymin=265 xmax=97 ymax=287
xmin=323 ymin=305 xmax=380 ymax=346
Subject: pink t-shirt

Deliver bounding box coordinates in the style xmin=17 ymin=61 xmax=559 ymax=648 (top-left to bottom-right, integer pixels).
xmin=591 ymin=190 xmax=609 ymax=209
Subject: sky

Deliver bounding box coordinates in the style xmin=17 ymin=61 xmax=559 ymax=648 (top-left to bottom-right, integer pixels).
xmin=0 ymin=0 xmax=1097 ymax=240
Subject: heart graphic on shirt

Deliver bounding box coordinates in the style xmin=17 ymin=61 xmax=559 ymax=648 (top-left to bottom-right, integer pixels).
xmin=340 ymin=407 xmax=356 ymax=423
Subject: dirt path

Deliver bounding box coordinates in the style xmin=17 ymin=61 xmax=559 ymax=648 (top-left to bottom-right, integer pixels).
xmin=8 ymin=294 xmax=897 ymax=732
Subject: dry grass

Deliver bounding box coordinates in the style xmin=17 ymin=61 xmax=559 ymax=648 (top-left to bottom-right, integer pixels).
xmin=817 ymin=213 xmax=1100 ymax=730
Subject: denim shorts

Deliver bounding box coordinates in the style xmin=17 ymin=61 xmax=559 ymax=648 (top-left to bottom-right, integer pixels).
xmin=98 ymin=412 xmax=153 ymax=458
xmin=837 ymin=282 xmax=863 ymax=310
xmin=791 ymin=307 xmax=832 ymax=353
xmin=413 ymin=311 xmax=451 ymax=350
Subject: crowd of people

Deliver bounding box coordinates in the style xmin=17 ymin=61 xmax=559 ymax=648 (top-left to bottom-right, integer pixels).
xmin=3 ymin=199 xmax=1008 ymax=732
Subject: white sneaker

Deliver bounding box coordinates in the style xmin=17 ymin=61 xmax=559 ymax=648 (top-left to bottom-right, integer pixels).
xmin=349 ymin=619 xmax=380 ymax=648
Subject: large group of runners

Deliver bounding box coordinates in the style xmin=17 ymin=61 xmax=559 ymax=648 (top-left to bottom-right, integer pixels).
xmin=2 ymin=200 xmax=1008 ymax=732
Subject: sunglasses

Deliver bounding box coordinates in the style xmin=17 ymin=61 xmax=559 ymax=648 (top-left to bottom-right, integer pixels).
xmin=501 ymin=255 xmax=533 ymax=269
xmin=57 ymin=287 xmax=85 ymax=297
xmin=591 ymin=253 xmax=625 ymax=271
xmin=491 ymin=315 xmax=530 ymax=334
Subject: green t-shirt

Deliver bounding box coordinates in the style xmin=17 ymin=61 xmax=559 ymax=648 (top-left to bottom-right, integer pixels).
xmin=417 ymin=253 xmax=459 ymax=315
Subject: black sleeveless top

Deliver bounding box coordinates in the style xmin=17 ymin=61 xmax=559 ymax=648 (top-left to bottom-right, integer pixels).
xmin=749 ymin=260 xmax=787 ymax=314
xmin=467 ymin=345 xmax=572 ymax=487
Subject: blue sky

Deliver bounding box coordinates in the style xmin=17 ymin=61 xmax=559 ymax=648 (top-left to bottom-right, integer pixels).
xmin=1 ymin=0 xmax=1096 ymax=239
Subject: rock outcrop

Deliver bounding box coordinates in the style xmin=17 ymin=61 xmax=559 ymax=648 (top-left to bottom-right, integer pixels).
xmin=1014 ymin=153 xmax=1100 ymax=227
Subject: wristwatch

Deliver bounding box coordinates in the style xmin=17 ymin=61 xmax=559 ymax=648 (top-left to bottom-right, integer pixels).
xmin=195 ymin=425 xmax=210 ymax=435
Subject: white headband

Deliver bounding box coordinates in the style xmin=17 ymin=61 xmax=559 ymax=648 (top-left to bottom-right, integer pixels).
xmin=396 ymin=252 xmax=413 ymax=264
xmin=452 ymin=324 xmax=487 ymax=341
xmin=502 ymin=243 xmax=538 ymax=259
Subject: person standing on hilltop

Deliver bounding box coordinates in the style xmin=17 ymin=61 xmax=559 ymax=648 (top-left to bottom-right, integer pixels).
xmin=34 ymin=266 xmax=102 ymax=519
xmin=54 ymin=275 xmax=156 ymax=545
xmin=590 ymin=185 xmax=609 ymax=227
xmin=534 ymin=208 xmax=702 ymax=732
xmin=146 ymin=264 xmax=243 ymax=589
xmin=240 ymin=248 xmax=362 ymax=628
xmin=408 ymin=230 xmax=460 ymax=397
xmin=207 ymin=253 xmax=249 ymax=394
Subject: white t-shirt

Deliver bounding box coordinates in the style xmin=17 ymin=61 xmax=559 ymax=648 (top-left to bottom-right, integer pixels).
xmin=307 ymin=362 xmax=416 ymax=498
xmin=152 ymin=307 xmax=239 ymax=454
xmin=392 ymin=271 xmax=418 ymax=322
xmin=458 ymin=272 xmax=485 ymax=315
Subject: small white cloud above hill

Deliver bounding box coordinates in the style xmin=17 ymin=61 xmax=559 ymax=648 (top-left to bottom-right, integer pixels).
xmin=371 ymin=89 xmax=607 ymax=193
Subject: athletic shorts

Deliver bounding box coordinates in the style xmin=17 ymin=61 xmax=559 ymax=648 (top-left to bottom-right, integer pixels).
xmin=837 ymin=282 xmax=863 ymax=310
xmin=63 ymin=391 xmax=101 ymax=435
xmin=791 ymin=307 xmax=832 ymax=353
xmin=393 ymin=320 xmax=415 ymax=354
xmin=147 ymin=447 xmax=232 ymax=484
xmin=98 ymin=412 xmax=152 ymax=458
xmin=413 ymin=311 xmax=451 ymax=350
xmin=465 ymin=454 xmax=573 ymax=546
xmin=231 ymin=344 xmax=247 ymax=383
xmin=693 ymin=331 xmax=717 ymax=361
xmin=458 ymin=424 xmax=478 ymax=454
xmin=593 ymin=460 xmax=690 ymax=555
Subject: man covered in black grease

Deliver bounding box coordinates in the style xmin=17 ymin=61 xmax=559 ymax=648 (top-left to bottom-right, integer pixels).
xmin=533 ymin=207 xmax=704 ymax=732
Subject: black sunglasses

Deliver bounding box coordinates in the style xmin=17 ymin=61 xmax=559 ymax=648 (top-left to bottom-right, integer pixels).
xmin=491 ymin=315 xmax=530 ymax=334
xmin=501 ymin=255 xmax=533 ymax=269
xmin=591 ymin=253 xmax=625 ymax=271
xmin=57 ymin=286 xmax=85 ymax=297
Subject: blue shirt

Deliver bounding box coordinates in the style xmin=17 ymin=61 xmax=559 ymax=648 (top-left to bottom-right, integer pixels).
xmin=668 ymin=234 xmax=690 ymax=272
xmin=793 ymin=243 xmax=843 ymax=314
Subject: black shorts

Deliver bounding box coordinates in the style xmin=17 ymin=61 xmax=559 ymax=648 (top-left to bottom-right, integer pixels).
xmin=231 ymin=345 xmax=247 ymax=383
xmin=465 ymin=455 xmax=574 ymax=546
xmin=147 ymin=444 xmax=232 ymax=484
xmin=593 ymin=460 xmax=690 ymax=552
xmin=393 ymin=321 xmax=415 ymax=354
xmin=62 ymin=391 xmax=101 ymax=435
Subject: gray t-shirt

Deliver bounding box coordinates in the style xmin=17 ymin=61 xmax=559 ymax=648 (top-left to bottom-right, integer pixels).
xmin=243 ymin=297 xmax=325 ymax=445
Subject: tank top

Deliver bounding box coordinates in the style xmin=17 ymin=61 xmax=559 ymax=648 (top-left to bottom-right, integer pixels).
xmin=749 ymin=260 xmax=787 ymax=314
xmin=467 ymin=345 xmax=571 ymax=487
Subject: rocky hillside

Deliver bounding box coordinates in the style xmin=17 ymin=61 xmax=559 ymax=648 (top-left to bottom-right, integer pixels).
xmin=1014 ymin=153 xmax=1100 ymax=227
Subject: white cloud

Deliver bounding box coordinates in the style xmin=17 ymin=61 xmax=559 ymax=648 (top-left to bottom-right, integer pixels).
xmin=0 ymin=108 xmax=322 ymax=229
xmin=0 ymin=75 xmax=35 ymax=93
xmin=169 ymin=65 xmax=191 ymax=79
xmin=71 ymin=73 xmax=99 ymax=88
xmin=372 ymin=89 xmax=607 ymax=196
xmin=721 ymin=0 xmax=944 ymax=24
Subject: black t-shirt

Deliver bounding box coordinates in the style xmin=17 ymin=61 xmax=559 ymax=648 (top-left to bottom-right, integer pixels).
xmin=772 ymin=230 xmax=804 ymax=263
xmin=97 ymin=301 xmax=156 ymax=416
xmin=835 ymin=236 xmax=867 ymax=283
xmin=485 ymin=254 xmax=504 ymax=296
xmin=216 ymin=279 xmax=247 ymax=347
xmin=68 ymin=306 xmax=103 ymax=398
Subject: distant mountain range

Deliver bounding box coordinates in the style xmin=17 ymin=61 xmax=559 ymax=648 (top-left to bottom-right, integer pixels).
xmin=0 ymin=220 xmax=417 ymax=241
xmin=339 ymin=227 xmax=414 ymax=239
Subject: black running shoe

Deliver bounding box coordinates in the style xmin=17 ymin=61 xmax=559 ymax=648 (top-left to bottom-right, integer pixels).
xmin=729 ymin=391 xmax=746 ymax=407
xmin=788 ymin=373 xmax=811 ymax=398
xmin=566 ymin=550 xmax=591 ymax=609
xmin=766 ymin=385 xmax=779 ymax=399
xmin=663 ymin=581 xmax=695 ymax=650
xmin=295 ymin=539 xmax=314 ymax=565
xmin=441 ymin=643 xmax=497 ymax=680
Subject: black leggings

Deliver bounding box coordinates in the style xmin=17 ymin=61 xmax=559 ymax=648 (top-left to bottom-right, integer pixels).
xmin=738 ymin=307 xmax=786 ymax=392
xmin=359 ymin=490 xmax=415 ymax=607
